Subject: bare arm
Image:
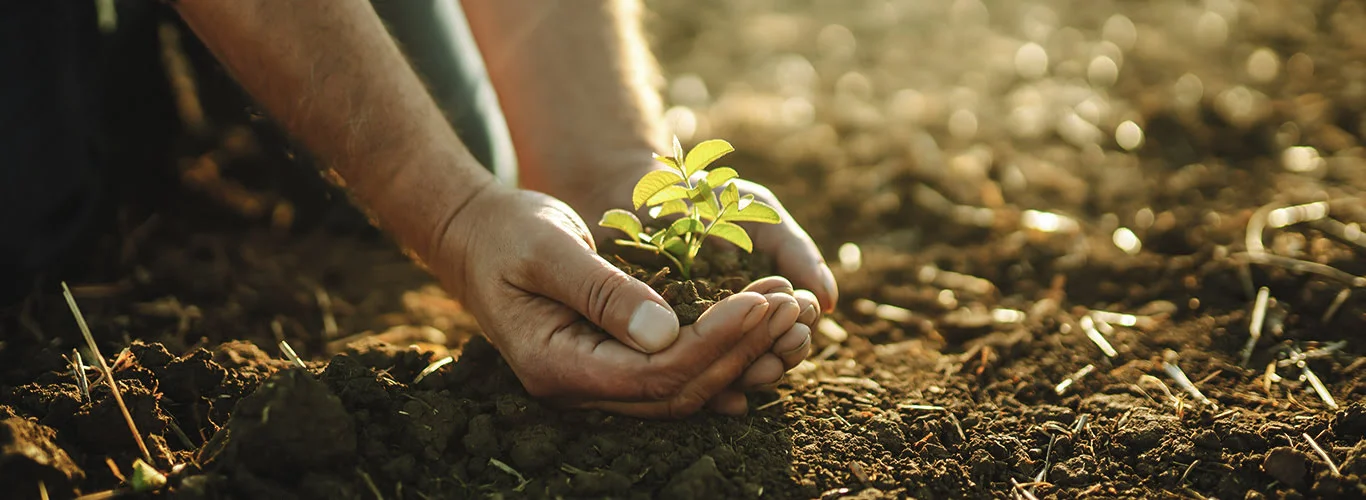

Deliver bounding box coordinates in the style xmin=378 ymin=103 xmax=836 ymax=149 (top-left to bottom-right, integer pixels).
xmin=173 ymin=0 xmax=495 ymax=265
xmin=463 ymin=0 xmax=668 ymax=197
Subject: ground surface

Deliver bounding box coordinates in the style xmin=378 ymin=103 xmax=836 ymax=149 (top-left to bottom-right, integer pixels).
xmin=3 ymin=0 xmax=1366 ymax=498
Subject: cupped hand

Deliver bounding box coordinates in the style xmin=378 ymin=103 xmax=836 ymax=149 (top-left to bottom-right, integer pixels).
xmin=429 ymin=184 xmax=802 ymax=418
xmin=568 ymin=170 xmax=838 ymax=314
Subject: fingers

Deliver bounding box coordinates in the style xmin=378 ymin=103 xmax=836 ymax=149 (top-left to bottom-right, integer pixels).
xmin=741 ymin=187 xmax=839 ymax=312
xmin=707 ymin=390 xmax=749 ymax=416
xmin=531 ymin=292 xmax=768 ymax=403
xmin=527 ymin=244 xmax=680 ymax=353
xmin=742 ymin=276 xmax=794 ymax=296
xmin=774 ymin=323 xmax=812 ymax=370
xmin=794 ymin=289 xmax=820 ymax=327
xmin=736 ymin=354 xmax=784 ymax=388
xmin=584 ymin=293 xmax=796 ymax=418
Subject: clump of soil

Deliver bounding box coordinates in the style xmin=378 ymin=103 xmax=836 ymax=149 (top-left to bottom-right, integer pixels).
xmin=609 ymin=244 xmax=775 ymax=324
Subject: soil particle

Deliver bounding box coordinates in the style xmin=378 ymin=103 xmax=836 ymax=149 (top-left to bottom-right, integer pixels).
xmin=508 ymin=424 xmax=562 ymax=471
xmin=1334 ymin=400 xmax=1366 ymax=439
xmin=661 ymin=455 xmax=730 ymax=500
xmin=1263 ymin=447 xmax=1310 ymax=487
xmin=0 ymin=417 xmax=84 ymax=499
xmin=205 ymin=369 xmax=356 ymax=480
xmin=463 ymin=413 xmax=501 ymax=457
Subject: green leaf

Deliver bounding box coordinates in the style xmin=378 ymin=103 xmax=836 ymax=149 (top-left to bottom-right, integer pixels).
xmin=652 ymin=153 xmax=680 ymax=171
xmin=649 ymin=199 xmax=689 ymax=219
xmin=631 ymin=170 xmax=685 ymax=209
xmin=650 ymin=228 xmax=673 ymax=245
xmin=690 ymin=179 xmax=720 ymax=220
xmin=662 ymin=237 xmax=688 ymax=257
xmin=645 ymin=185 xmax=690 ymax=206
xmin=705 ymin=167 xmax=738 ymax=187
xmin=719 ymin=182 xmax=740 ymax=210
xmin=599 ymin=209 xmax=643 ymax=242
xmin=725 ymin=200 xmax=782 ymax=224
xmin=672 ymin=136 xmax=686 ymax=175
xmin=707 ymin=222 xmax=753 ymax=252
xmin=668 ymin=217 xmax=705 ymax=236
xmin=683 ymin=139 xmax=735 ymax=176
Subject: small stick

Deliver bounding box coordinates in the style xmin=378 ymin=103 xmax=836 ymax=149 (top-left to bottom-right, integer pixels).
xmin=1162 ymin=351 xmax=1216 ymax=409
xmin=1089 ymin=310 xmax=1153 ymax=330
xmin=1301 ymin=364 xmax=1338 ymax=410
xmin=1301 ymin=432 xmax=1342 ymax=477
xmin=756 ymin=395 xmax=792 ymax=411
xmin=1179 ymin=460 xmax=1199 ymax=484
xmin=315 ymin=288 xmax=338 ymax=339
xmin=1055 ymin=364 xmax=1096 ymax=396
xmin=489 ymin=458 xmax=530 ymax=490
xmin=278 ymin=340 xmax=306 ymax=369
xmin=413 ymin=356 xmax=454 ymax=384
xmin=1287 ymin=347 xmax=1340 ymax=410
xmin=1236 ymin=252 xmax=1366 ymax=288
xmin=1010 ymin=478 xmax=1041 ymax=500
xmin=357 ymin=468 xmax=385 ymax=500
xmin=69 ymin=349 xmax=91 ymax=403
xmin=1079 ymin=316 xmax=1118 ymax=357
xmin=1322 ymin=289 xmax=1350 ymax=324
xmin=1240 ymin=287 xmax=1270 ymax=367
xmin=166 ymin=416 xmax=196 ymax=450
xmin=1138 ymin=374 xmax=1179 ymax=407
xmin=898 ymin=404 xmax=946 ymax=411
xmin=62 ymin=283 xmax=153 ymax=464
xmin=946 ymin=411 xmax=966 ymax=442
xmin=1266 ymin=201 xmax=1329 ymax=229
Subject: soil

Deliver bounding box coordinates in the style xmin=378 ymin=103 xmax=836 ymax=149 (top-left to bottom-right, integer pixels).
xmin=4 ymin=0 xmax=1366 ymax=499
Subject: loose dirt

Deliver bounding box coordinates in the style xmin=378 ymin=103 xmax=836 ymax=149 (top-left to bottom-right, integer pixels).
xmin=3 ymin=0 xmax=1366 ymax=499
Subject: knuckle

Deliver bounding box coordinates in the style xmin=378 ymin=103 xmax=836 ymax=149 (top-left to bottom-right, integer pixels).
xmin=668 ymin=392 xmax=707 ymax=418
xmin=639 ymin=372 xmax=687 ymax=401
xmin=519 ymin=373 xmax=557 ymax=399
xmin=585 ymin=269 xmax=635 ymax=324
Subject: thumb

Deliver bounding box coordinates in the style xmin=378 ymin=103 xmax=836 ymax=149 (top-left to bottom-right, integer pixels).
xmin=529 ymin=245 xmax=680 ymax=353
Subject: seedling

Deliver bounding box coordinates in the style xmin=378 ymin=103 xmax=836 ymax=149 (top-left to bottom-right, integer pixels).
xmin=598 ymin=137 xmax=781 ymax=278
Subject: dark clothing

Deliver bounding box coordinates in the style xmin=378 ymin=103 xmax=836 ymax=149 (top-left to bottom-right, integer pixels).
xmin=0 ymin=0 xmax=515 ymax=304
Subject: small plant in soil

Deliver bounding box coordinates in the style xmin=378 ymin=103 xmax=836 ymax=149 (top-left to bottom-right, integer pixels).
xmin=598 ymin=136 xmax=781 ymax=279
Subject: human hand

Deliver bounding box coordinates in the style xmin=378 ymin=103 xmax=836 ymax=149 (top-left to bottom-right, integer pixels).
xmin=428 ymin=184 xmax=802 ymax=417
xmin=568 ymin=170 xmax=838 ymax=314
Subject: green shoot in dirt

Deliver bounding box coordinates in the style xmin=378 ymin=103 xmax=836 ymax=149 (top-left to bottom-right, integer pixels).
xmin=598 ymin=137 xmax=781 ymax=278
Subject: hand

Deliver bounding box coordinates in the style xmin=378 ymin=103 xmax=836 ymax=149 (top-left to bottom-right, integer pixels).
xmin=428 ymin=184 xmax=802 ymax=418
xmin=568 ymin=170 xmax=839 ymax=314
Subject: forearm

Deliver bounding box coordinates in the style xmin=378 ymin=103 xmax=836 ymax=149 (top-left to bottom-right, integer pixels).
xmin=173 ymin=0 xmax=495 ymax=262
xmin=464 ymin=0 xmax=668 ymax=195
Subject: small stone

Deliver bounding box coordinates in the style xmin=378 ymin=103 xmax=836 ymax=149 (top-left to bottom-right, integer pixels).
xmin=1262 ymin=447 xmax=1309 ymax=486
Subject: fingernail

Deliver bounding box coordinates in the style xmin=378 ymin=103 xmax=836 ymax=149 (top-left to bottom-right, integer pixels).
xmin=798 ymin=304 xmax=818 ymax=326
xmin=819 ymin=264 xmax=839 ymax=310
xmin=741 ymin=302 xmax=769 ymax=331
xmin=629 ymin=301 xmax=679 ymax=353
xmin=781 ymin=332 xmax=812 ymax=357
xmin=770 ymin=301 xmax=800 ymax=338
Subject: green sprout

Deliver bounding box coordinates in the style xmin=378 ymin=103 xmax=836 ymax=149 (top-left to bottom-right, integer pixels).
xmin=599 ymin=137 xmax=781 ymax=278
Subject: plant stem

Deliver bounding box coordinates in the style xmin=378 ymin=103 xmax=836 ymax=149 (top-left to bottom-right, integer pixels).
xmin=614 ymin=240 xmax=689 ymax=278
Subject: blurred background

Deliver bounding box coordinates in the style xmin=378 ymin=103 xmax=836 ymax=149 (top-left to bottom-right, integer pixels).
xmin=4 ymin=0 xmax=1366 ymax=498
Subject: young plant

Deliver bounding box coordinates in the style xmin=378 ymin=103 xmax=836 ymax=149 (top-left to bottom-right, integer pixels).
xmin=599 ymin=137 xmax=781 ymax=278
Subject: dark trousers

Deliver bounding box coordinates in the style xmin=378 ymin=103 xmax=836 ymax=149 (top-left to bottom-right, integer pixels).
xmin=0 ymin=0 xmax=515 ymax=304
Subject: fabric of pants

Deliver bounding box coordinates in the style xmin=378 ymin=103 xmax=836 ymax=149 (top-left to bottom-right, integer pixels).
xmin=0 ymin=0 xmax=516 ymax=305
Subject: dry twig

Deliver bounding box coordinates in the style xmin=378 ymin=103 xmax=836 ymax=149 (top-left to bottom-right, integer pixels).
xmin=62 ymin=283 xmax=153 ymax=464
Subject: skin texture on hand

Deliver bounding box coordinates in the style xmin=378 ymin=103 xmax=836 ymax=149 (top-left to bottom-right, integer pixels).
xmin=173 ymin=0 xmax=819 ymax=417
xmin=434 ymin=185 xmax=803 ymax=417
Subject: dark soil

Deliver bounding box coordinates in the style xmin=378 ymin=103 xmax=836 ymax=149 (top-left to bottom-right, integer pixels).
xmin=4 ymin=0 xmax=1366 ymax=499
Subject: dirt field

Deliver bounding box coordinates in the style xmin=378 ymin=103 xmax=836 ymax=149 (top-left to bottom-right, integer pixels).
xmin=3 ymin=0 xmax=1366 ymax=498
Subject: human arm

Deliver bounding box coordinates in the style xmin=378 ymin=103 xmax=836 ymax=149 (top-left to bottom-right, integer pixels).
xmin=463 ymin=0 xmax=839 ymax=312
xmin=171 ymin=0 xmax=799 ymax=417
